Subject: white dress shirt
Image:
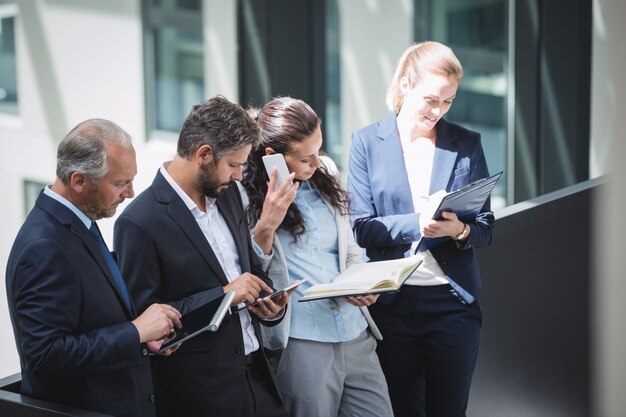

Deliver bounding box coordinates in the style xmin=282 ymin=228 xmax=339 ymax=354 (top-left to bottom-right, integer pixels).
xmin=160 ymin=164 xmax=259 ymax=354
xmin=401 ymin=139 xmax=449 ymax=287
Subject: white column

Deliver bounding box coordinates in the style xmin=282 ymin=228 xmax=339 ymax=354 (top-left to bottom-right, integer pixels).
xmin=591 ymin=0 xmax=626 ymax=415
xmin=338 ymin=0 xmax=413 ymax=169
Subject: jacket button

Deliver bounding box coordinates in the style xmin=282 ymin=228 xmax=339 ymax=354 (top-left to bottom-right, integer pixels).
xmin=237 ymin=345 xmax=245 ymax=355
xmin=148 ymin=394 xmax=155 ymax=403
xmin=141 ymin=348 xmax=148 ymax=357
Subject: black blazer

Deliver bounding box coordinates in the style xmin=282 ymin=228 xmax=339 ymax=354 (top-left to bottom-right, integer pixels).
xmin=114 ymin=170 xmax=283 ymax=417
xmin=5 ymin=191 xmax=155 ymax=417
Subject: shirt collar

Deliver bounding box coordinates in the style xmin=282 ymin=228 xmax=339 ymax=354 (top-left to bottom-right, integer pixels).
xmin=43 ymin=185 xmax=92 ymax=229
xmin=160 ymin=162 xmax=216 ymax=216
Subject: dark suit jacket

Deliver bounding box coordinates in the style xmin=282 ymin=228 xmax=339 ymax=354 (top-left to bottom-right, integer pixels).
xmin=348 ymin=114 xmax=495 ymax=300
xmin=5 ymin=191 xmax=155 ymax=417
xmin=114 ymin=170 xmax=283 ymax=417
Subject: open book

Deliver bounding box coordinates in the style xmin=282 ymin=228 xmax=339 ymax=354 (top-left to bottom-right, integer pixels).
xmin=298 ymin=256 xmax=423 ymax=302
xmin=158 ymin=291 xmax=235 ymax=353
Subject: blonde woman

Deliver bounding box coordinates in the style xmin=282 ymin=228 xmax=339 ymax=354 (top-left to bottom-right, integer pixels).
xmin=348 ymin=41 xmax=495 ymax=417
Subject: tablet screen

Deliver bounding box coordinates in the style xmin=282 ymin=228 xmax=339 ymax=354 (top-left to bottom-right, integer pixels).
xmin=158 ymin=292 xmax=233 ymax=353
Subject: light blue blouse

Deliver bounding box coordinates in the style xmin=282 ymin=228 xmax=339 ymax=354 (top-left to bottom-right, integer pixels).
xmin=277 ymin=181 xmax=367 ymax=343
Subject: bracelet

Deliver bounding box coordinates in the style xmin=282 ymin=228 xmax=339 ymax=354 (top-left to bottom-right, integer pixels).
xmin=453 ymin=223 xmax=469 ymax=241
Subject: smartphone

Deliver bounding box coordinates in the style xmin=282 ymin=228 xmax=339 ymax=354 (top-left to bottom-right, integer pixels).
xmin=262 ymin=153 xmax=293 ymax=191
xmin=233 ymin=279 xmax=307 ymax=313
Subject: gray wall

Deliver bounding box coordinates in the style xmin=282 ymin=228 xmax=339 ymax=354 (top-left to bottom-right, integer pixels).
xmin=468 ymin=179 xmax=600 ymax=416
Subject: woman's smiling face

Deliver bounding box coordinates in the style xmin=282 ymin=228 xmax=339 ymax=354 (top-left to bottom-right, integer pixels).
xmin=399 ymin=71 xmax=458 ymax=134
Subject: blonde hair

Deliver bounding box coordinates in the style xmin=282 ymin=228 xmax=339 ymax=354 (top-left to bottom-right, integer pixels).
xmin=386 ymin=41 xmax=464 ymax=113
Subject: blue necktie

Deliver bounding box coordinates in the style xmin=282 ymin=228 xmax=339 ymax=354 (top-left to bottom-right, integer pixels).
xmin=89 ymin=222 xmax=132 ymax=310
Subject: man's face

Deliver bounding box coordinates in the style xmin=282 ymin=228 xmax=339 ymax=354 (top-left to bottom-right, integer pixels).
xmin=84 ymin=143 xmax=137 ymax=220
xmin=197 ymin=145 xmax=251 ymax=198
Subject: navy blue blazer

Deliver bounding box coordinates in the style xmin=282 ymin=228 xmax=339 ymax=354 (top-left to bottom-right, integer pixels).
xmin=114 ymin=171 xmax=283 ymax=417
xmin=5 ymin=191 xmax=155 ymax=417
xmin=348 ymin=113 xmax=495 ymax=300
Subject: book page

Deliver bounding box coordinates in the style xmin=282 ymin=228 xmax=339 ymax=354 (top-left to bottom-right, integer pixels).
xmin=300 ymin=256 xmax=423 ymax=301
xmin=306 ymin=279 xmax=397 ymax=293
xmin=333 ymin=256 xmax=423 ymax=286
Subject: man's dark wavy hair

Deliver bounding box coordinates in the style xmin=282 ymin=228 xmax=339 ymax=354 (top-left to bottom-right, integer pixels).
xmin=177 ymin=95 xmax=259 ymax=160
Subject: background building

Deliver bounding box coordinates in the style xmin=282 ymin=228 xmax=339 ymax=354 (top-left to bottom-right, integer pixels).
xmin=0 ymin=0 xmax=623 ymax=415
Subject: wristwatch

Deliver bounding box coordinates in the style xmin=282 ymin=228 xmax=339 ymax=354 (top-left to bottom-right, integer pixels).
xmin=453 ymin=223 xmax=469 ymax=241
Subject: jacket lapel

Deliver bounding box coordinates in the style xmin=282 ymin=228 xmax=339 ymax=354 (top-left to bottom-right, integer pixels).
xmin=429 ymin=118 xmax=459 ymax=194
xmin=37 ymin=192 xmax=135 ymax=318
xmin=152 ymin=172 xmax=230 ymax=286
xmin=216 ymin=192 xmax=249 ymax=273
xmin=375 ymin=112 xmax=415 ymax=213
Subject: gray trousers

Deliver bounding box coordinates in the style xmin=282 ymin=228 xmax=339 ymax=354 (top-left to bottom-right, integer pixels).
xmin=275 ymin=330 xmax=394 ymax=417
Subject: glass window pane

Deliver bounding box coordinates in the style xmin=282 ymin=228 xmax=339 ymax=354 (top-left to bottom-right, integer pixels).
xmin=416 ymin=0 xmax=509 ymax=208
xmin=0 ymin=4 xmax=18 ymax=115
xmin=325 ymin=0 xmax=342 ymax=171
xmin=154 ymin=0 xmax=201 ymax=12
xmin=24 ymin=180 xmax=46 ymax=217
xmin=153 ymin=26 xmax=204 ymax=132
xmin=146 ymin=0 xmax=204 ymax=134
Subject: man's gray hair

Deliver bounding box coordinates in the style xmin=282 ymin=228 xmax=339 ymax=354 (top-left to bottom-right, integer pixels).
xmin=56 ymin=118 xmax=132 ymax=183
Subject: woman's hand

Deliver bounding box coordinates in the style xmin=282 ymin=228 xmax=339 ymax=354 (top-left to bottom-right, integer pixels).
xmin=420 ymin=211 xmax=466 ymax=239
xmin=342 ymin=294 xmax=380 ymax=307
xmin=253 ymin=168 xmax=299 ymax=254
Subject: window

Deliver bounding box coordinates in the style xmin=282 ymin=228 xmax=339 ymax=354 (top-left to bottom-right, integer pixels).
xmin=144 ymin=0 xmax=204 ymax=135
xmin=415 ymin=0 xmax=510 ymax=208
xmin=325 ymin=0 xmax=342 ymax=171
xmin=23 ymin=180 xmax=46 ymax=217
xmin=0 ymin=2 xmax=18 ymax=115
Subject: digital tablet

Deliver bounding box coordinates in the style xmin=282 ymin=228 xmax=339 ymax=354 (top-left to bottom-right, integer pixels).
xmin=158 ymin=291 xmax=235 ymax=353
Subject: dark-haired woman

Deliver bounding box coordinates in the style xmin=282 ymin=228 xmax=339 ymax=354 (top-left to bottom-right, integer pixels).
xmin=240 ymin=97 xmax=393 ymax=417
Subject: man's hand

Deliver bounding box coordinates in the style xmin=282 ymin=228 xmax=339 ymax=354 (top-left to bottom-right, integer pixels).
xmin=146 ymin=339 xmax=182 ymax=356
xmin=248 ymin=292 xmax=286 ymax=320
xmin=224 ymin=272 xmax=273 ymax=306
xmin=132 ymin=303 xmax=182 ymax=344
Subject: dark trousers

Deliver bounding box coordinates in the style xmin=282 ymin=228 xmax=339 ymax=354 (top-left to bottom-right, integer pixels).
xmin=371 ymin=284 xmax=482 ymax=417
xmin=240 ymin=350 xmax=290 ymax=417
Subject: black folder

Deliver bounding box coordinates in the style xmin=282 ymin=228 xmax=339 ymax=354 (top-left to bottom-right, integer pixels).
xmin=158 ymin=291 xmax=235 ymax=353
xmin=415 ymin=171 xmax=503 ymax=252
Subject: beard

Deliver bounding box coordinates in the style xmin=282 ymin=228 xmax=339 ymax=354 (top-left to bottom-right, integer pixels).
xmin=197 ymin=160 xmax=232 ymax=198
xmin=84 ymin=186 xmax=121 ymax=220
